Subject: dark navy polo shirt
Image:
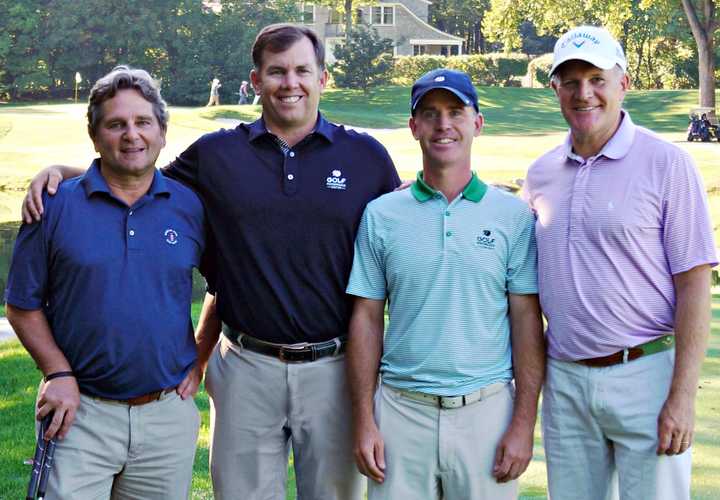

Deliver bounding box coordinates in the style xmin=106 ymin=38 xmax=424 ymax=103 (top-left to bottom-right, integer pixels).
xmin=5 ymin=160 xmax=205 ymax=399
xmin=165 ymin=114 xmax=399 ymax=344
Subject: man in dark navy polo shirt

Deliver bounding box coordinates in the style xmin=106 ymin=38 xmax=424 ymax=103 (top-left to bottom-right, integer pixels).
xmin=22 ymin=24 xmax=399 ymax=500
xmin=6 ymin=66 xmax=206 ymax=499
xmin=180 ymin=25 xmax=399 ymax=500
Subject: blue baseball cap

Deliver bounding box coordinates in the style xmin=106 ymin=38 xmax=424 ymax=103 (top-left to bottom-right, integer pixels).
xmin=411 ymin=69 xmax=479 ymax=114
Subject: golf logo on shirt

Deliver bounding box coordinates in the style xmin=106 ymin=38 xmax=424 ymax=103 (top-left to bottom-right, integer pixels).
xmin=164 ymin=229 xmax=179 ymax=245
xmin=475 ymin=229 xmax=495 ymax=249
xmin=326 ymin=169 xmax=347 ymax=190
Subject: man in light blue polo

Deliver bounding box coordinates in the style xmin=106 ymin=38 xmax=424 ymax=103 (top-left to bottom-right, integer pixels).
xmin=345 ymin=69 xmax=545 ymax=499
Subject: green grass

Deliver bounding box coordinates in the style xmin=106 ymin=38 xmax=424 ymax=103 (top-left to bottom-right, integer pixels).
xmin=2 ymin=298 xmax=719 ymax=499
xmin=1 ymin=87 xmax=718 ymax=235
xmin=1 ymin=86 xmax=720 ymax=497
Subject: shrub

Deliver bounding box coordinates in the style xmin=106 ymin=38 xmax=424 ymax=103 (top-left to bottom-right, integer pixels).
xmin=526 ymin=53 xmax=554 ymax=88
xmin=392 ymin=53 xmax=529 ymax=87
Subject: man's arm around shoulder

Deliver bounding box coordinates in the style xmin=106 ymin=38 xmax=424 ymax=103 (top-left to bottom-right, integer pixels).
xmin=347 ymin=296 xmax=386 ymax=483
xmin=22 ymin=165 xmax=85 ymax=223
xmin=493 ymin=293 xmax=544 ymax=483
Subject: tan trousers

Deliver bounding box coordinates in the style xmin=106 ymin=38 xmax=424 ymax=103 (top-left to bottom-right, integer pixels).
xmin=42 ymin=389 xmax=199 ymax=500
xmin=205 ymin=335 xmax=363 ymax=500
xmin=369 ymin=382 xmax=518 ymax=500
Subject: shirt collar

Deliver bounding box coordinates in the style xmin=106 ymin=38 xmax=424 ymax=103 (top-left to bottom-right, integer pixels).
xmin=564 ymin=110 xmax=636 ymax=163
xmin=82 ymin=158 xmax=170 ymax=198
xmin=410 ymin=171 xmax=487 ymax=203
xmin=247 ymin=113 xmax=335 ymax=144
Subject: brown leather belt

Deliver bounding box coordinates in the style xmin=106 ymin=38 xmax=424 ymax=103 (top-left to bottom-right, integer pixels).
xmin=576 ymin=335 xmax=675 ymax=367
xmin=83 ymin=387 xmax=176 ymax=406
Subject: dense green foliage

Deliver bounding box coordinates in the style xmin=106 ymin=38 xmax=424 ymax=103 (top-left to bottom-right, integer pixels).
xmin=0 ymin=0 xmax=298 ymax=104
xmin=330 ymin=26 xmax=394 ymax=94
xmin=392 ymin=53 xmax=529 ymax=87
xmin=485 ymin=0 xmax=718 ymax=94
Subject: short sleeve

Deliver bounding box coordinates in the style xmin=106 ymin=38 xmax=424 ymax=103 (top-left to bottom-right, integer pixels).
xmin=346 ymin=206 xmax=387 ymax=300
xmin=4 ymin=219 xmax=49 ymax=310
xmin=662 ymin=152 xmax=717 ymax=274
xmin=506 ymin=205 xmax=538 ymax=294
xmin=163 ymin=140 xmax=201 ymax=190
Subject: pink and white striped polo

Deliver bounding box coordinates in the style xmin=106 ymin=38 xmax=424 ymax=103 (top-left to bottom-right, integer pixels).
xmin=524 ymin=112 xmax=717 ymax=361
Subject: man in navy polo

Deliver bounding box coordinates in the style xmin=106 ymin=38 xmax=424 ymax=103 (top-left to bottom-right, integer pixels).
xmin=21 ymin=24 xmax=400 ymax=500
xmin=6 ymin=66 xmax=206 ymax=499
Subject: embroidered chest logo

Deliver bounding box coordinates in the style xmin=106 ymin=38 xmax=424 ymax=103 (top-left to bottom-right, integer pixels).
xmin=326 ymin=169 xmax=347 ymax=190
xmin=164 ymin=229 xmax=179 ymax=245
xmin=475 ymin=229 xmax=495 ymax=250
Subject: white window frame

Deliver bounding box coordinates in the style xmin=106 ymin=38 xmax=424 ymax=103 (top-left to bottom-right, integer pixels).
xmin=371 ymin=5 xmax=394 ymax=25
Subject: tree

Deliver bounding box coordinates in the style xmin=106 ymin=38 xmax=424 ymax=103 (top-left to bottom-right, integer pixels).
xmin=331 ymin=25 xmax=393 ymax=94
xmin=485 ymin=0 xmax=717 ymax=103
xmin=429 ymin=0 xmax=491 ymax=53
xmin=681 ymin=0 xmax=717 ymax=108
xmin=313 ymin=0 xmax=356 ymax=39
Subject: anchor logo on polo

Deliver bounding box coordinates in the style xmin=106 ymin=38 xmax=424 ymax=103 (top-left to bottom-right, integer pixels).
xmin=164 ymin=229 xmax=179 ymax=245
xmin=475 ymin=229 xmax=496 ymax=249
xmin=326 ymin=169 xmax=347 ymax=190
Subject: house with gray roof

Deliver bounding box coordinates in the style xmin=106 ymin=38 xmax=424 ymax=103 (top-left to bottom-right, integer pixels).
xmin=299 ymin=1 xmax=464 ymax=63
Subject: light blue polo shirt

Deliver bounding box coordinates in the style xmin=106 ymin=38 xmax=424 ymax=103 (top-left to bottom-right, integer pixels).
xmin=347 ymin=172 xmax=537 ymax=396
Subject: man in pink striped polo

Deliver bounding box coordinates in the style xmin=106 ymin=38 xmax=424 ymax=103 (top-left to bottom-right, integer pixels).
xmin=523 ymin=26 xmax=716 ymax=500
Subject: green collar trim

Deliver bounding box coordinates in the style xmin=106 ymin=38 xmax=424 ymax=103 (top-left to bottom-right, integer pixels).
xmin=410 ymin=171 xmax=487 ymax=203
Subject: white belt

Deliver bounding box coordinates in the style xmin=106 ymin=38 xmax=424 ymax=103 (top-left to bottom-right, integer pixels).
xmin=389 ymin=381 xmax=508 ymax=409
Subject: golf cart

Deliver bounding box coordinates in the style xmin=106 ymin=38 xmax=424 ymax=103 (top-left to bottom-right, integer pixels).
xmin=687 ymin=107 xmax=719 ymax=142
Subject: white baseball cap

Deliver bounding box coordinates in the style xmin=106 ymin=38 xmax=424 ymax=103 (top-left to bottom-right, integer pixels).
xmin=550 ymin=26 xmax=627 ymax=76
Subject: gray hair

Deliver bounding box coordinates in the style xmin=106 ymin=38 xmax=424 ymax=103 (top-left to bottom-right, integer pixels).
xmin=87 ymin=65 xmax=168 ymax=137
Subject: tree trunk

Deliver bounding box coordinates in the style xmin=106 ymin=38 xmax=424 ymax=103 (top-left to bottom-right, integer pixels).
xmin=681 ymin=0 xmax=717 ymax=109
xmin=344 ymin=0 xmax=353 ymax=40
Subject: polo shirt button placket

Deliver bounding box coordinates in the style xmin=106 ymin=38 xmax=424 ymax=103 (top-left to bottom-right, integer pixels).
xmin=283 ymin=150 xmax=298 ymax=196
xmin=569 ymin=161 xmax=590 ymax=241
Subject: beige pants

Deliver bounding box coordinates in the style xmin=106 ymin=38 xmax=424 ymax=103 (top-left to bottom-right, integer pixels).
xmin=205 ymin=335 xmax=363 ymax=500
xmin=42 ymin=389 xmax=199 ymax=500
xmin=543 ymin=350 xmax=691 ymax=500
xmin=369 ymin=382 xmax=518 ymax=500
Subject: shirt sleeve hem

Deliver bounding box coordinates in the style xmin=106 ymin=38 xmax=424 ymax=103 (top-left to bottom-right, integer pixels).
xmin=4 ymin=294 xmax=43 ymax=310
xmin=346 ymin=289 xmax=386 ymax=301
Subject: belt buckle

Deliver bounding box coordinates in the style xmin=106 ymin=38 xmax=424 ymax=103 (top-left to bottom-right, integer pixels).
xmin=439 ymin=395 xmax=464 ymax=409
xmin=279 ymin=342 xmax=311 ymax=363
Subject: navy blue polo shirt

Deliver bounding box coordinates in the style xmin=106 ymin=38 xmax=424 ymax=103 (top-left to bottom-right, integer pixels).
xmin=5 ymin=161 xmax=205 ymax=399
xmin=164 ymin=114 xmax=399 ymax=344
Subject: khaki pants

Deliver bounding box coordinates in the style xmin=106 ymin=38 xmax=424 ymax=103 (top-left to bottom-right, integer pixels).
xmin=369 ymin=382 xmax=518 ymax=500
xmin=43 ymin=389 xmax=199 ymax=500
xmin=543 ymin=349 xmax=691 ymax=500
xmin=205 ymin=335 xmax=363 ymax=500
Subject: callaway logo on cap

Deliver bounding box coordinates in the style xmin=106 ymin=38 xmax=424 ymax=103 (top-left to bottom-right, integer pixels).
xmin=550 ymin=25 xmax=627 ymax=76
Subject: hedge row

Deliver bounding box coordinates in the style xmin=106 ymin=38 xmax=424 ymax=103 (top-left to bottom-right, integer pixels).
xmin=391 ymin=53 xmax=530 ymax=87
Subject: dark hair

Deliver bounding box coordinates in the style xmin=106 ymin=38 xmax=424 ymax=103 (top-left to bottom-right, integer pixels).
xmin=87 ymin=65 xmax=168 ymax=137
xmin=252 ymin=23 xmax=325 ymax=71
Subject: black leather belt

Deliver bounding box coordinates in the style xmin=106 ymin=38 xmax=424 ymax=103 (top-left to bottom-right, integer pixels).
xmin=223 ymin=325 xmax=346 ymax=363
